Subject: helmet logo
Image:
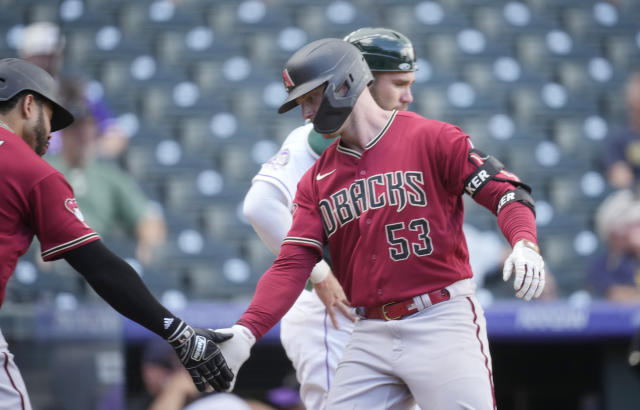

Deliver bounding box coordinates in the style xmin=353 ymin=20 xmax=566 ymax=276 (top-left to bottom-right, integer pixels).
xmin=282 ymin=68 xmax=295 ymax=92
xmin=398 ymin=63 xmax=411 ymax=71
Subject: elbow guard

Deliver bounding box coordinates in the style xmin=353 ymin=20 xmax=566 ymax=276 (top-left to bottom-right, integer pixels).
xmin=464 ymin=148 xmax=532 ymax=195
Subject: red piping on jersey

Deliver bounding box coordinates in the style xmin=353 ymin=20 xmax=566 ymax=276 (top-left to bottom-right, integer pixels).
xmin=3 ymin=352 xmax=26 ymax=410
xmin=466 ymin=297 xmax=497 ymax=410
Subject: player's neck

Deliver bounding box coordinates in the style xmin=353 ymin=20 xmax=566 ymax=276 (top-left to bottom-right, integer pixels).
xmin=340 ymin=95 xmax=393 ymax=152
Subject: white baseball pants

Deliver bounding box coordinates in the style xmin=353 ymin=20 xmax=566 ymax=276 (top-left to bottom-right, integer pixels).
xmin=0 ymin=329 xmax=32 ymax=410
xmin=280 ymin=289 xmax=355 ymax=410
xmin=328 ymin=285 xmax=495 ymax=410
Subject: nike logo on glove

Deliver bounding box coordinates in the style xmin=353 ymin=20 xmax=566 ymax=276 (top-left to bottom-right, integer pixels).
xmin=316 ymin=169 xmax=336 ymax=180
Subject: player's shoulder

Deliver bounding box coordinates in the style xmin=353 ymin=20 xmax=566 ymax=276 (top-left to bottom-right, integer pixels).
xmin=394 ymin=110 xmax=451 ymax=130
xmin=393 ymin=111 xmax=463 ymax=143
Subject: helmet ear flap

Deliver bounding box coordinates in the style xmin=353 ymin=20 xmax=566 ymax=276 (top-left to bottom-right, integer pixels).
xmin=313 ymin=56 xmax=373 ymax=134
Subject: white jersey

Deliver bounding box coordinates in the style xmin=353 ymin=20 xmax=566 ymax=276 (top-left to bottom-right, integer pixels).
xmin=250 ymin=123 xmax=352 ymax=410
xmin=252 ymin=123 xmax=321 ymax=209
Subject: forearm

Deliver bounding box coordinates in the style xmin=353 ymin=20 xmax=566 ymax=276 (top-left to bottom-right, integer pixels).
xmin=238 ymin=244 xmax=319 ymax=339
xmin=63 ymin=240 xmax=179 ymax=339
xmin=497 ymin=202 xmax=537 ymax=246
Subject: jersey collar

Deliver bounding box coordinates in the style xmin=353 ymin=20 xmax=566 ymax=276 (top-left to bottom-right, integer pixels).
xmin=0 ymin=120 xmax=15 ymax=133
xmin=336 ymin=110 xmax=397 ymax=159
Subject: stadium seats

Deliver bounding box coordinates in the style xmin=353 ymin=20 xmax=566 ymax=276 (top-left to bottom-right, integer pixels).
xmin=5 ymin=0 xmax=639 ymax=303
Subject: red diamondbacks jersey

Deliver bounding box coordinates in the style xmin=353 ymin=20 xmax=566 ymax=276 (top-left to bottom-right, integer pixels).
xmin=0 ymin=127 xmax=99 ymax=307
xmin=285 ymin=111 xmax=499 ymax=308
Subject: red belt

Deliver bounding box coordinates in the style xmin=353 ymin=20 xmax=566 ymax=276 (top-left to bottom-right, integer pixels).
xmin=358 ymin=288 xmax=451 ymax=321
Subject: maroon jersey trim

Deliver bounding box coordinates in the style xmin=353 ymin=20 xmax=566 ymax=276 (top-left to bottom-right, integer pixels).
xmin=282 ymin=236 xmax=323 ymax=250
xmin=41 ymin=232 xmax=100 ymax=260
xmin=336 ymin=144 xmax=361 ymax=158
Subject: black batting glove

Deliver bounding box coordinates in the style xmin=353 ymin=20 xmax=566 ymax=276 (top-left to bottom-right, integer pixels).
xmin=167 ymin=321 xmax=234 ymax=392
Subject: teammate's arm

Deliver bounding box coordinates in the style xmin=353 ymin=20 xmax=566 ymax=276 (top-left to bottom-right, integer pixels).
xmin=62 ymin=240 xmax=233 ymax=392
xmin=243 ymin=180 xmax=355 ymax=327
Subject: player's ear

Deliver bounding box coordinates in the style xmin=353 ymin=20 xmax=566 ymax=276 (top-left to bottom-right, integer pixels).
xmin=20 ymin=94 xmax=36 ymax=120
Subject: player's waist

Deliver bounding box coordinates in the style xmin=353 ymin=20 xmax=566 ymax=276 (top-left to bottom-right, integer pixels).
xmin=355 ymin=278 xmax=476 ymax=321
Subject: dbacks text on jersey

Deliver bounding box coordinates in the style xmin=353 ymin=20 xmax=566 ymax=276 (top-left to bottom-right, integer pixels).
xmin=319 ymin=170 xmax=426 ymax=236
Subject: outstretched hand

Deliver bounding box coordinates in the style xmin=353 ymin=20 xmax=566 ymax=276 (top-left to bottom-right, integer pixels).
xmin=213 ymin=324 xmax=256 ymax=392
xmin=313 ymin=271 xmax=356 ymax=329
xmin=502 ymin=240 xmax=546 ymax=301
xmin=167 ymin=322 xmax=234 ymax=392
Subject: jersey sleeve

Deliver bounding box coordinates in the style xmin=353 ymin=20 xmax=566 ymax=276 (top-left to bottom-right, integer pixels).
xmin=30 ymin=172 xmax=100 ymax=261
xmin=252 ymin=124 xmax=316 ymax=209
xmin=434 ymin=123 xmax=476 ymax=195
xmin=282 ymin=168 xmax=326 ymax=251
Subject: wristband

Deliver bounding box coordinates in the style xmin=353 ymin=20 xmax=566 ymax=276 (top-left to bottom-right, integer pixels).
xmin=309 ymin=259 xmax=330 ymax=283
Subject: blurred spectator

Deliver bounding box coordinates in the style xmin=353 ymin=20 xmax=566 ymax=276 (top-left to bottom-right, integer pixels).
xmin=603 ymin=70 xmax=640 ymax=190
xmin=588 ymin=189 xmax=640 ymax=302
xmin=46 ymin=80 xmax=166 ymax=265
xmin=131 ymin=339 xmax=275 ymax=410
xmin=18 ymin=21 xmax=129 ymax=159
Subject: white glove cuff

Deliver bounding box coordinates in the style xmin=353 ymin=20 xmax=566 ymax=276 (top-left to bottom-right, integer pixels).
xmin=515 ymin=239 xmax=539 ymax=253
xmin=233 ymin=324 xmax=256 ymax=347
xmin=309 ymin=259 xmax=331 ymax=283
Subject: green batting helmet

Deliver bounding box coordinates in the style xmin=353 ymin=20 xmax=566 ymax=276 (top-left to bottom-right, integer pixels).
xmin=344 ymin=27 xmax=417 ymax=72
xmin=0 ymin=58 xmax=73 ymax=132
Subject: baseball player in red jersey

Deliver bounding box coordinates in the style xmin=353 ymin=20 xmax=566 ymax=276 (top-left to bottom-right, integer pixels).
xmin=242 ymin=28 xmax=418 ymax=410
xmin=218 ymin=39 xmax=545 ymax=409
xmin=0 ymin=58 xmax=233 ymax=409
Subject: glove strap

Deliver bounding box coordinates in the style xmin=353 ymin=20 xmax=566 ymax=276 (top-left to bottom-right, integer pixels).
xmin=167 ymin=320 xmax=193 ymax=347
xmin=519 ymin=239 xmax=540 ymax=254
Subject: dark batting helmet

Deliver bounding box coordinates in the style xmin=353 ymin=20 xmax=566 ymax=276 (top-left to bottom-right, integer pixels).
xmin=344 ymin=27 xmax=417 ymax=72
xmin=278 ymin=38 xmax=373 ymax=134
xmin=0 ymin=58 xmax=73 ymax=131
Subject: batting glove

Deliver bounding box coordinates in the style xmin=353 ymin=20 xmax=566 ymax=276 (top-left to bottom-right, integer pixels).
xmin=502 ymin=240 xmax=546 ymax=301
xmin=167 ymin=321 xmax=234 ymax=392
xmin=213 ymin=324 xmax=256 ymax=392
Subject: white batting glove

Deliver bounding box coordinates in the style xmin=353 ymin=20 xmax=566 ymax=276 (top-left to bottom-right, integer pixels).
xmin=213 ymin=324 xmax=256 ymax=392
xmin=502 ymin=240 xmax=546 ymax=301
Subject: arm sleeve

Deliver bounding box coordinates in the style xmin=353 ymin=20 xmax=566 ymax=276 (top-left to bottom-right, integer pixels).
xmin=243 ymin=180 xmax=331 ymax=282
xmin=63 ymin=240 xmax=181 ymax=339
xmin=243 ymin=180 xmax=293 ymax=255
xmin=496 ymin=202 xmax=537 ymax=246
xmin=237 ymin=243 xmax=320 ymax=339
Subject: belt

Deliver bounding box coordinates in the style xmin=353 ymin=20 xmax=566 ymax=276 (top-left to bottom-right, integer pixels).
xmin=357 ymin=287 xmax=451 ymax=321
